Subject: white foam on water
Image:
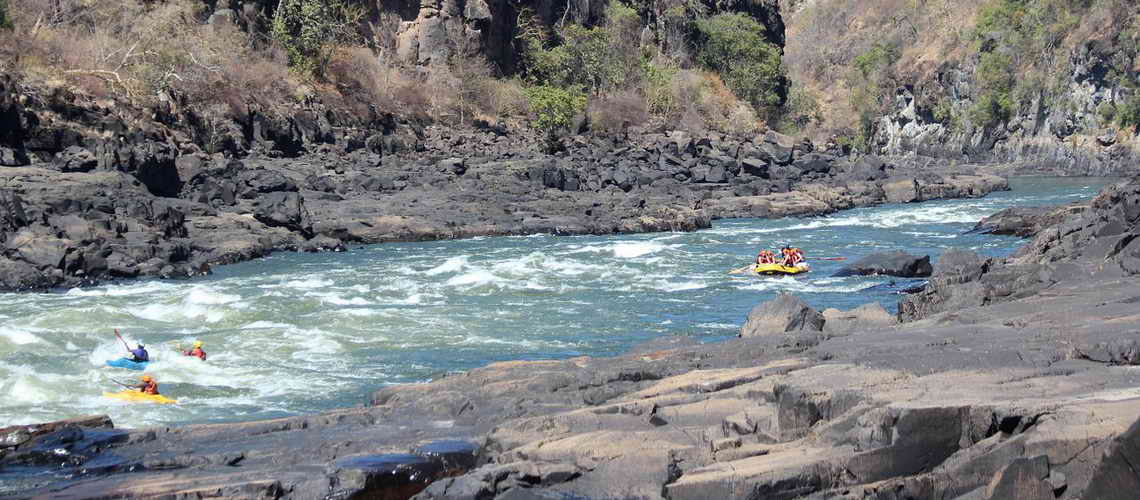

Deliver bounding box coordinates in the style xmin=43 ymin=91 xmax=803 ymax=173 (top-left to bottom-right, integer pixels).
xmin=655 ymin=280 xmax=707 ymax=292
xmin=242 ymin=321 xmax=293 ymax=330
xmin=695 ymin=322 xmax=738 ymax=329
xmin=65 ymin=281 xmax=161 ymax=298
xmin=613 ymin=241 xmax=667 ymax=258
xmin=89 ymin=342 xmax=131 ymax=367
xmin=425 ymin=256 xmax=470 ymax=275
xmin=186 ymin=286 xmax=241 ymax=305
xmin=446 ymin=269 xmax=506 ymax=288
xmin=133 ymin=302 xmax=225 ymax=324
xmin=738 ymin=277 xmax=874 ymax=294
xmin=337 ymin=308 xmax=386 ymax=317
xmin=277 ymin=277 xmax=335 ymax=290
xmin=0 ymin=326 xmax=42 ymax=345
xmin=316 ymin=294 xmax=372 ymax=306
xmin=2 ymin=373 xmax=70 ymax=404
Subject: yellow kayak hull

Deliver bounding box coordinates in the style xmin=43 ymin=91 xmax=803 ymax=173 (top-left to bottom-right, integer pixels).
xmin=103 ymin=390 xmax=177 ymax=404
xmin=753 ymin=263 xmax=810 ymax=275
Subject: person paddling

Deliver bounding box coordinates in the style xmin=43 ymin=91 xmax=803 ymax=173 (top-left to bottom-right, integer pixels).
xmin=134 ymin=375 xmax=159 ymax=395
xmin=756 ymin=250 xmax=776 ymax=265
xmin=780 ymin=246 xmax=805 ymax=267
xmin=128 ymin=343 xmax=150 ymax=363
xmin=183 ymin=341 xmax=207 ymax=361
xmin=114 ymin=329 xmax=149 ymax=363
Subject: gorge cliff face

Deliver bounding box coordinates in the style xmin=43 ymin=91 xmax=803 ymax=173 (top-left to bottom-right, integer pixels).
xmin=781 ymin=0 xmax=1139 ymax=175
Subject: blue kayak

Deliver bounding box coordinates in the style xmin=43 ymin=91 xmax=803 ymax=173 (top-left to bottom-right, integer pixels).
xmin=105 ymin=358 xmax=149 ymax=370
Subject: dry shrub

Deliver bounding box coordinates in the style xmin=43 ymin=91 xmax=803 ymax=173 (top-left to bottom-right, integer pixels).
xmin=326 ymin=46 xmax=428 ymax=117
xmin=485 ymin=78 xmax=529 ymax=120
xmin=588 ymin=89 xmax=648 ymax=133
xmin=2 ymin=0 xmax=300 ymax=111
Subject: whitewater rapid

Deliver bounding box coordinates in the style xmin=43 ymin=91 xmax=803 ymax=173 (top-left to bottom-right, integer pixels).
xmin=0 ymin=177 xmax=1108 ymax=427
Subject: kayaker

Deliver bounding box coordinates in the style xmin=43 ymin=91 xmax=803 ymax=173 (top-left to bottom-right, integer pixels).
xmin=129 ymin=344 xmax=150 ymax=363
xmin=183 ymin=341 xmax=207 ymax=361
xmin=134 ymin=375 xmax=159 ymax=395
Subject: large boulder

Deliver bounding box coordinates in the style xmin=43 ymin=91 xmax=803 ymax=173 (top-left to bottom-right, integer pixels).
xmin=740 ymin=293 xmax=825 ymax=337
xmin=970 ymin=204 xmax=1087 ymax=238
xmin=823 ymin=302 xmax=897 ymax=334
xmin=253 ymin=192 xmax=313 ymax=237
xmin=1083 ymin=415 xmax=1140 ymax=499
xmin=834 ymin=251 xmax=933 ymax=278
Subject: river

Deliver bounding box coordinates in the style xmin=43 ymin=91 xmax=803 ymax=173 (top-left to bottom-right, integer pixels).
xmin=0 ymin=177 xmax=1109 ymax=428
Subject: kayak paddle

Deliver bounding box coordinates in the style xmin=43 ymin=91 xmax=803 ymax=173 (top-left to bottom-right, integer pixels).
xmin=114 ymin=329 xmax=131 ymax=353
xmin=110 ymin=378 xmax=134 ymax=389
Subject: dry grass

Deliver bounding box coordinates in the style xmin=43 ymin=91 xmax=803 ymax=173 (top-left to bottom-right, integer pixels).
xmin=784 ymin=0 xmax=1139 ymax=141
xmin=782 ymin=0 xmax=990 ymax=139
xmin=589 ymin=89 xmax=649 ymax=133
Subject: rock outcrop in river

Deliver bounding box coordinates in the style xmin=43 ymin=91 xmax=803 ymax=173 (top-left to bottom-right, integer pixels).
xmin=7 ymin=178 xmax=1140 ymax=499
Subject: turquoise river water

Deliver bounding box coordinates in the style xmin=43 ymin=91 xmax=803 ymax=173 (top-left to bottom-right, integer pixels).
xmin=0 ymin=177 xmax=1109 ymax=428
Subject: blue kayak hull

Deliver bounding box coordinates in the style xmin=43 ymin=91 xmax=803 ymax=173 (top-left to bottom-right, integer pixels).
xmin=106 ymin=358 xmax=148 ymax=370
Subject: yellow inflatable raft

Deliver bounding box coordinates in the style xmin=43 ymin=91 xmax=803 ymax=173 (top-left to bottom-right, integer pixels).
xmin=753 ymin=263 xmax=811 ymax=275
xmin=103 ymin=390 xmax=177 ymax=404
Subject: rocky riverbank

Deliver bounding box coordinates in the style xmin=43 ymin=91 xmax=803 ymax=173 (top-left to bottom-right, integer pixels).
xmin=0 ymin=73 xmax=1008 ymax=292
xmin=5 ymin=178 xmax=1140 ymax=499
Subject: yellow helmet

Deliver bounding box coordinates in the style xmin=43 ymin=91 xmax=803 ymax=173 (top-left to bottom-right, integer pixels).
xmin=193 ymin=341 xmax=203 ymax=348
xmin=141 ymin=375 xmax=153 ymax=382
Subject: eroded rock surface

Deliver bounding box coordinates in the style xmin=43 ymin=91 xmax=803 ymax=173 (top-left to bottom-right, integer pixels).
xmin=0 ymin=68 xmax=1010 ymax=291
xmin=833 ymin=250 xmax=933 ymax=278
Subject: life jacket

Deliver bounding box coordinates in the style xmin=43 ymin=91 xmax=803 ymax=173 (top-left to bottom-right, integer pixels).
xmin=789 ymin=248 xmax=804 ymax=265
xmin=186 ymin=348 xmax=207 ymax=361
xmin=130 ymin=348 xmax=149 ymax=362
xmin=757 ymin=250 xmax=774 ymax=264
xmin=141 ymin=381 xmax=159 ymax=395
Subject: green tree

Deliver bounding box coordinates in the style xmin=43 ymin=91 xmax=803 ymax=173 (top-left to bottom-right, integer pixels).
xmin=271 ymin=0 xmax=359 ymax=76
xmin=846 ymin=43 xmax=898 ymax=149
xmin=524 ymin=85 xmax=587 ymax=135
xmin=693 ymin=13 xmax=785 ymax=111
xmin=0 ymin=0 xmax=12 ymax=31
xmin=1118 ymin=94 xmax=1140 ymax=130
xmin=970 ymin=51 xmax=1015 ymax=125
xmin=519 ymin=3 xmax=644 ymax=95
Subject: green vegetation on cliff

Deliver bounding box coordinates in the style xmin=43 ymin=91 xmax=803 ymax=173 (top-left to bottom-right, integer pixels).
xmin=782 ymin=0 xmax=1138 ymax=150
xmin=0 ymin=0 xmax=790 ymax=143
xmin=0 ymin=0 xmax=11 ymax=31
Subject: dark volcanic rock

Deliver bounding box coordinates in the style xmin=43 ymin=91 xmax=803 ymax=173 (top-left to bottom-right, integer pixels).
xmin=969 ymin=203 xmax=1087 ymax=238
xmin=254 ymin=192 xmax=313 ymax=236
xmin=903 ymin=178 xmax=1140 ymax=322
xmin=740 ymin=293 xmax=825 ymax=337
xmin=834 ymin=251 xmax=933 ymax=278
xmin=0 ymin=67 xmax=1008 ymax=294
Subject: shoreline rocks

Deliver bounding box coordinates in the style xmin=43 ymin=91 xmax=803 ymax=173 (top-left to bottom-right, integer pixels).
xmin=968 ymin=203 xmax=1088 ymax=238
xmin=833 ymin=250 xmax=933 ymax=278
xmin=0 ymin=68 xmax=1011 ymax=292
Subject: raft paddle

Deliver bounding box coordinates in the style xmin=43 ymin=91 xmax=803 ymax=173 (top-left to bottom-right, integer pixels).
xmin=728 ymin=265 xmax=754 ymax=274
xmin=114 ymin=329 xmax=131 ymax=353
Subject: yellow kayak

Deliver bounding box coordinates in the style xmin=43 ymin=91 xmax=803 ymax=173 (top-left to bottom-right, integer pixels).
xmin=754 ymin=263 xmax=811 ymax=275
xmin=103 ymin=390 xmax=177 ymax=404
